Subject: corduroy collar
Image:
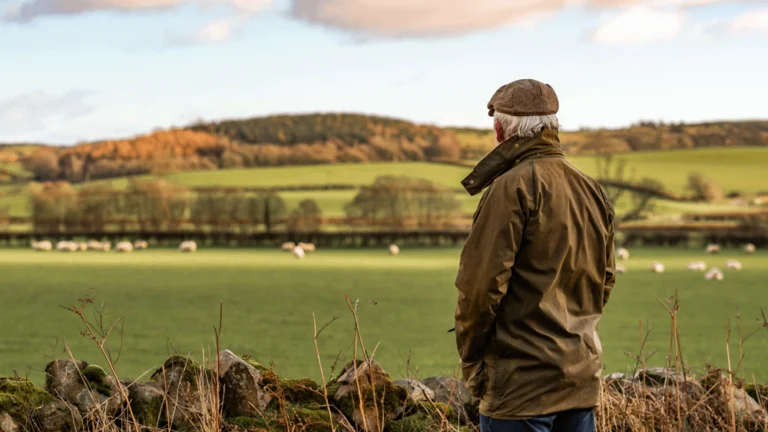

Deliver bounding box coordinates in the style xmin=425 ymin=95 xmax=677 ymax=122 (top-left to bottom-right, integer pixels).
xmin=461 ymin=128 xmax=563 ymax=196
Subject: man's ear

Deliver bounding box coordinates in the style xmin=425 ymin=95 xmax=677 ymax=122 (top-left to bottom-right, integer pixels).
xmin=494 ymin=119 xmax=505 ymax=143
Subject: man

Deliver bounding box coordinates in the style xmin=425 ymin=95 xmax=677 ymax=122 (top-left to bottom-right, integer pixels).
xmin=454 ymin=79 xmax=616 ymax=432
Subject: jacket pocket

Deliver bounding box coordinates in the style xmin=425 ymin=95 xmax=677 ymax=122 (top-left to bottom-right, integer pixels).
xmin=462 ymin=361 xmax=489 ymax=400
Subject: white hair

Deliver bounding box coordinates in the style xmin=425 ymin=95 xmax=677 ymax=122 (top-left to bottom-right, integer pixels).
xmin=494 ymin=112 xmax=559 ymax=139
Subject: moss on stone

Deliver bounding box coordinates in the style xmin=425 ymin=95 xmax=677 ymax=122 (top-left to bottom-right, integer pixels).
xmin=81 ymin=365 xmax=112 ymax=397
xmin=387 ymin=412 xmax=439 ymax=431
xmin=0 ymin=377 xmax=56 ymax=423
xmin=152 ymin=355 xmax=213 ymax=387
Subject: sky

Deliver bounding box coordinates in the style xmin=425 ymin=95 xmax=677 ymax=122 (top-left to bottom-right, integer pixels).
xmin=0 ymin=0 xmax=767 ymax=144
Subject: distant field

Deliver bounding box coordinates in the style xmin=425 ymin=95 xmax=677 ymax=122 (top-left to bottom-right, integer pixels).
xmin=1 ymin=147 xmax=764 ymax=219
xmin=1 ymin=247 xmax=766 ymax=386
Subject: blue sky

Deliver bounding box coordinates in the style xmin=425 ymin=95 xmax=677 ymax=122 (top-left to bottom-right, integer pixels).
xmin=0 ymin=0 xmax=767 ymax=144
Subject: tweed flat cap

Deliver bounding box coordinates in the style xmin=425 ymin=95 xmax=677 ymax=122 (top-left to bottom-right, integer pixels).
xmin=487 ymin=79 xmax=559 ymax=117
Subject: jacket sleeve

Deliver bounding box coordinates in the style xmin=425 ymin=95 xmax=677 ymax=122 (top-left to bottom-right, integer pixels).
xmin=603 ymin=196 xmax=616 ymax=307
xmin=455 ymin=177 xmax=529 ymax=367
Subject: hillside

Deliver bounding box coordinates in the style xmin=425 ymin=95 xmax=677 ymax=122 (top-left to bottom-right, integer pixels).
xmin=4 ymin=114 xmax=768 ymax=184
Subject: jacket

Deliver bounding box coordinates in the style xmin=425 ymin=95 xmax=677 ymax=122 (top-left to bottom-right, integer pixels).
xmin=454 ymin=128 xmax=616 ymax=419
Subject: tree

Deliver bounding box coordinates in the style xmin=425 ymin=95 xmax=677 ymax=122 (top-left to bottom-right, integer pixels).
xmin=287 ymin=199 xmax=323 ymax=233
xmin=23 ymin=149 xmax=60 ymax=181
xmin=687 ymin=172 xmax=724 ymax=202
xmin=345 ymin=176 xmax=460 ymax=228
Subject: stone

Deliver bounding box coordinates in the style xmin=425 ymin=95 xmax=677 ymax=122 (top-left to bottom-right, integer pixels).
xmin=122 ymin=379 xmax=165 ymax=427
xmin=330 ymin=360 xmax=407 ymax=432
xmin=701 ymin=368 xmax=766 ymax=421
xmin=32 ymin=400 xmax=83 ymax=432
xmin=217 ymin=350 xmax=272 ymax=417
xmin=394 ymin=379 xmax=435 ymax=402
xmin=150 ymin=355 xmax=215 ymax=430
xmin=634 ymin=367 xmax=690 ymax=386
xmin=44 ymin=360 xmax=126 ymax=419
xmin=0 ymin=376 xmax=82 ymax=432
xmin=419 ymin=376 xmax=472 ymax=423
xmin=603 ymin=372 xmax=627 ymax=381
xmin=0 ymin=412 xmax=19 ymax=432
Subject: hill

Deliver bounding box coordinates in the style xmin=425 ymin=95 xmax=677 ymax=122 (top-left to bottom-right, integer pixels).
xmin=4 ymin=114 xmax=768 ymax=185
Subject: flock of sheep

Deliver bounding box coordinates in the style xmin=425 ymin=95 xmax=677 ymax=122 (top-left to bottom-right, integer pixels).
xmin=616 ymin=243 xmax=757 ymax=281
xmin=30 ymin=239 xmax=198 ymax=253
xmin=279 ymin=241 xmax=400 ymax=259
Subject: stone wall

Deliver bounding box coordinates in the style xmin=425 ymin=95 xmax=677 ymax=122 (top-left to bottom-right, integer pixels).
xmin=1 ymin=352 xmax=767 ymax=431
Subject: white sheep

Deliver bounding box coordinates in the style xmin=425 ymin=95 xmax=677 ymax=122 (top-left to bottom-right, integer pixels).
xmin=687 ymin=261 xmax=707 ymax=272
xmin=98 ymin=241 xmax=112 ymax=252
xmin=389 ymin=244 xmax=400 ymax=256
xmin=616 ymin=248 xmax=630 ymax=261
xmin=745 ymin=243 xmax=756 ymax=255
xmin=115 ymin=241 xmax=134 ymax=253
xmin=615 ymin=264 xmax=627 ymax=274
xmin=298 ymin=242 xmax=315 ymax=253
xmin=726 ymin=260 xmax=742 ymax=270
xmin=281 ymin=242 xmax=296 ymax=252
xmin=292 ymin=245 xmax=305 ymax=259
xmin=649 ymin=261 xmax=665 ymax=273
xmin=133 ymin=240 xmax=149 ymax=250
xmin=77 ymin=242 xmax=88 ymax=252
xmin=31 ymin=240 xmax=53 ymax=251
xmin=706 ymin=244 xmax=721 ymax=255
xmin=705 ymin=267 xmax=724 ymax=281
xmin=179 ymin=240 xmax=197 ymax=253
xmin=86 ymin=240 xmax=103 ymax=251
xmin=56 ymin=241 xmax=78 ymax=252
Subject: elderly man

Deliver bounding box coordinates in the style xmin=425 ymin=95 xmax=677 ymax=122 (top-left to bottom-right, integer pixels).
xmin=455 ymin=79 xmax=616 ymax=432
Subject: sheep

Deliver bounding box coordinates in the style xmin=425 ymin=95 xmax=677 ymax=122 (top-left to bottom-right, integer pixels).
xmin=649 ymin=261 xmax=665 ymax=273
xmin=687 ymin=261 xmax=707 ymax=272
xmin=706 ymin=244 xmax=721 ymax=255
xmin=86 ymin=240 xmax=103 ymax=251
xmin=98 ymin=242 xmax=112 ymax=252
xmin=726 ymin=260 xmax=742 ymax=270
xmin=389 ymin=244 xmax=400 ymax=256
xmin=281 ymin=242 xmax=296 ymax=252
xmin=298 ymin=242 xmax=315 ymax=253
xmin=115 ymin=241 xmax=133 ymax=253
xmin=292 ymin=245 xmax=305 ymax=259
xmin=616 ymin=248 xmax=630 ymax=261
xmin=179 ymin=240 xmax=197 ymax=253
xmin=133 ymin=240 xmax=149 ymax=250
xmin=77 ymin=242 xmax=88 ymax=252
xmin=31 ymin=240 xmax=52 ymax=251
xmin=745 ymin=243 xmax=756 ymax=255
xmin=615 ymin=264 xmax=627 ymax=274
xmin=56 ymin=241 xmax=78 ymax=252
xmin=705 ymin=267 xmax=724 ymax=281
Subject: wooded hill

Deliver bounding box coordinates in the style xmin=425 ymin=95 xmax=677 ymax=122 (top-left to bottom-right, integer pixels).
xmin=9 ymin=114 xmax=768 ymax=183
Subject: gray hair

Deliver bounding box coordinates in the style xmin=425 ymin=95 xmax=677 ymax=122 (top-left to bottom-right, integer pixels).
xmin=494 ymin=112 xmax=559 ymax=139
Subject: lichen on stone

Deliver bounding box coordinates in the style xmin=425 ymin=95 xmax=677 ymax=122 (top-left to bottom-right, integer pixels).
xmin=0 ymin=377 xmax=56 ymax=424
xmin=81 ymin=365 xmax=112 ymax=396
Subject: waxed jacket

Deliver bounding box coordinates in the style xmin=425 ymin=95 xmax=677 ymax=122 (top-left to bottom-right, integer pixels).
xmin=455 ymin=128 xmax=616 ymax=419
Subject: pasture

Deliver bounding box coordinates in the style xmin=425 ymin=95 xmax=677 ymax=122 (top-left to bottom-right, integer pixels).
xmin=2 ymin=246 xmax=767 ymax=387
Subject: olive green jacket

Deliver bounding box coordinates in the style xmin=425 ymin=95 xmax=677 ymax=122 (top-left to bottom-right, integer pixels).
xmin=455 ymin=128 xmax=616 ymax=420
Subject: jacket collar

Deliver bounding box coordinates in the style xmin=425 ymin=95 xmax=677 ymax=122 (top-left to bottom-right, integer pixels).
xmin=461 ymin=128 xmax=564 ymax=196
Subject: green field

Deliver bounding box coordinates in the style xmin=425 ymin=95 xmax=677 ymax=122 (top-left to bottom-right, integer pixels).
xmin=2 ymin=247 xmax=766 ymax=386
xmin=4 ymin=146 xmax=764 ymax=219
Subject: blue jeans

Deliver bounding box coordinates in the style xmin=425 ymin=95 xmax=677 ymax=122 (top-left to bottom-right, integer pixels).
xmin=480 ymin=409 xmax=595 ymax=432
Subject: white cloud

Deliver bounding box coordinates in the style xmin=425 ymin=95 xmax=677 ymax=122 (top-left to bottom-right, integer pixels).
xmin=2 ymin=0 xmax=271 ymax=22
xmin=0 ymin=90 xmax=95 ymax=136
xmin=590 ymin=6 xmax=684 ymax=43
xmin=164 ymin=13 xmax=249 ymax=45
xmin=728 ymin=8 xmax=768 ymax=34
xmin=290 ymin=0 xmax=570 ymax=38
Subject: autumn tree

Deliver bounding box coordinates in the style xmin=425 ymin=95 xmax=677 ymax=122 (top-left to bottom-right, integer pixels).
xmin=287 ymin=199 xmax=323 ymax=233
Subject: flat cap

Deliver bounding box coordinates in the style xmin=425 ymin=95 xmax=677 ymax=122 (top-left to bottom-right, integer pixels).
xmin=487 ymin=79 xmax=559 ymax=117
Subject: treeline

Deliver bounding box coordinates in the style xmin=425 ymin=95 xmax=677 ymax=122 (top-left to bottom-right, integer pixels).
xmin=27 ymin=176 xmax=462 ymax=234
xmin=21 ymin=114 xmax=461 ymax=183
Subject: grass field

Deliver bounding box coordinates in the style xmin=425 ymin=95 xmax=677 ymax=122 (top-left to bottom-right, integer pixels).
xmin=3 ymin=147 xmax=761 ymax=219
xmin=2 ymin=247 xmax=766 ymax=386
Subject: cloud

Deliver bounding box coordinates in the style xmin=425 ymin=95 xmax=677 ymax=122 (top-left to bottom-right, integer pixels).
xmin=2 ymin=0 xmax=271 ymax=23
xmin=727 ymin=8 xmax=768 ymax=34
xmin=0 ymin=90 xmax=95 ymax=135
xmin=289 ymin=0 xmax=747 ymax=39
xmin=166 ymin=14 xmax=249 ymax=45
xmin=290 ymin=0 xmax=569 ymax=38
xmin=590 ymin=6 xmax=684 ymax=43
